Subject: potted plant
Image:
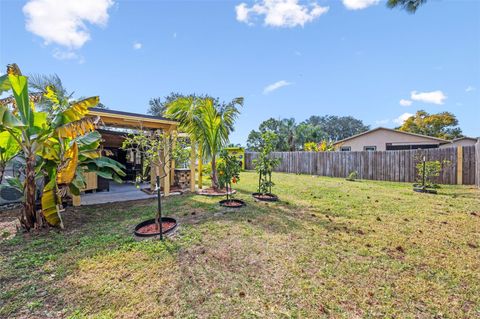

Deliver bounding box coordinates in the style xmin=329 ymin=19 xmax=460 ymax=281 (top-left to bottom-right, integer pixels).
xmin=413 ymin=156 xmax=449 ymax=194
xmin=122 ymin=130 xmax=178 ymax=239
xmin=252 ymin=132 xmax=281 ymax=202
xmin=217 ymin=149 xmax=245 ymax=208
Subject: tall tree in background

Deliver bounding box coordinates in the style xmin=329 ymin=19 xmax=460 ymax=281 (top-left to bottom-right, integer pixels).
xmin=303 ymin=115 xmax=370 ymax=142
xmin=397 ymin=110 xmax=462 ymax=140
xmin=387 ymin=0 xmax=427 ymax=13
xmin=247 ymin=115 xmax=369 ymax=151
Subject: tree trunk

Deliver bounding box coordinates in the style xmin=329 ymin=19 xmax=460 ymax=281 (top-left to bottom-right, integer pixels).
xmin=211 ymin=155 xmax=219 ymax=190
xmin=22 ymin=152 xmax=37 ymax=230
xmin=0 ymin=162 xmax=5 ymax=184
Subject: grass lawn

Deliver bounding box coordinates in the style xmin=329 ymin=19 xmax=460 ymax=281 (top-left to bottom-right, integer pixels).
xmin=1 ymin=171 xmax=479 ymax=318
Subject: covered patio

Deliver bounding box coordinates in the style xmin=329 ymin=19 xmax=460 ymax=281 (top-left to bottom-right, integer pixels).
xmin=72 ymin=107 xmax=196 ymax=206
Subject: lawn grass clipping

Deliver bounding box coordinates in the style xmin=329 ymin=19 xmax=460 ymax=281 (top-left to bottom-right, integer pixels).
xmin=1 ymin=172 xmax=479 ymax=318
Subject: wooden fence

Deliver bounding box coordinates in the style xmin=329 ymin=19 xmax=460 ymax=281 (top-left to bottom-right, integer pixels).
xmin=245 ymin=146 xmax=477 ymax=185
xmin=476 ymin=140 xmax=480 ymax=188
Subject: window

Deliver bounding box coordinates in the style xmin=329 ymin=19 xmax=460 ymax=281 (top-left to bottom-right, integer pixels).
xmin=386 ymin=143 xmax=439 ymax=151
xmin=340 ymin=146 xmax=351 ymax=151
xmin=364 ymin=146 xmax=376 ymax=151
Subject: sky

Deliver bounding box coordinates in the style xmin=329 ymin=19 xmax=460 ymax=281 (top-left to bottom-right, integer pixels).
xmin=0 ymin=0 xmax=479 ymax=145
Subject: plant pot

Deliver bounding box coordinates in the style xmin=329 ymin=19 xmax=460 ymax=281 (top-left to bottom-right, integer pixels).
xmin=134 ymin=217 xmax=178 ymax=237
xmin=252 ymin=192 xmax=279 ymax=202
xmin=413 ymin=187 xmax=437 ymax=194
xmin=219 ymin=199 xmax=246 ymax=208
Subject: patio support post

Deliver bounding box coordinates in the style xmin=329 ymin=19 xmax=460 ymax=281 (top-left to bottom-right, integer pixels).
xmin=72 ymin=194 xmax=81 ymax=207
xmin=190 ymin=140 xmax=196 ymax=192
xmin=170 ymin=132 xmax=176 ymax=186
xmin=198 ymin=143 xmax=203 ymax=189
xmin=163 ymin=134 xmax=170 ymax=196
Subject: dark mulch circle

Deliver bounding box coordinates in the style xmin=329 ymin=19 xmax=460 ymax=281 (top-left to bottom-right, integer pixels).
xmin=252 ymin=193 xmax=279 ymax=202
xmin=219 ymin=199 xmax=246 ymax=208
xmin=134 ymin=217 xmax=178 ymax=237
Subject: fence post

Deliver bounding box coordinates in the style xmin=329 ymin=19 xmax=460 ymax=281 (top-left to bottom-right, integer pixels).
xmin=476 ymin=139 xmax=480 ymax=188
xmin=457 ymin=146 xmax=463 ymax=185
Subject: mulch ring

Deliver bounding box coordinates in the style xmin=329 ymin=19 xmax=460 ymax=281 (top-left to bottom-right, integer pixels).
xmin=219 ymin=199 xmax=246 ymax=208
xmin=197 ymin=187 xmax=237 ymax=197
xmin=252 ymin=193 xmax=279 ymax=202
xmin=136 ymin=221 xmax=176 ymax=235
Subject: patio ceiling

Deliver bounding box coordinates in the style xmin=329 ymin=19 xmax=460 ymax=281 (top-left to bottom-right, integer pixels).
xmin=89 ymin=107 xmax=178 ymax=131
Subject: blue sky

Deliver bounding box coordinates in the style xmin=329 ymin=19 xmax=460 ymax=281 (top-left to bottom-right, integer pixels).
xmin=1 ymin=0 xmax=479 ymax=144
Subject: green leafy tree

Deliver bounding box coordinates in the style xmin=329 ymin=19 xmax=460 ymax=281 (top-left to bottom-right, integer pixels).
xmin=304 ymin=142 xmax=319 ymax=152
xmin=397 ymin=110 xmax=462 ymax=140
xmin=254 ymin=132 xmax=281 ymax=194
xmin=217 ymin=149 xmax=241 ymax=201
xmin=247 ymin=115 xmax=369 ymax=151
xmin=304 ymin=115 xmax=369 ymax=142
xmin=387 ymin=0 xmax=427 ymax=13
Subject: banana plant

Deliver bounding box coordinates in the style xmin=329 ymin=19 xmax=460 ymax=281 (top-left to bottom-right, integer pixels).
xmin=0 ymin=64 xmax=125 ymax=230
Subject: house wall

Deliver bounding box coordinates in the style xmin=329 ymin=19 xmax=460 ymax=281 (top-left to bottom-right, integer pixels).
xmin=440 ymin=139 xmax=478 ymax=148
xmin=335 ymin=129 xmax=441 ymax=151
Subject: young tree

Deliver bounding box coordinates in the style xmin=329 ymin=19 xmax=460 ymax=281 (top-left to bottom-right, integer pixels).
xmin=397 ymin=110 xmax=462 ymax=140
xmin=217 ymin=150 xmax=241 ymax=202
xmin=254 ymin=132 xmax=281 ymax=195
xmin=122 ymin=130 xmax=175 ymax=239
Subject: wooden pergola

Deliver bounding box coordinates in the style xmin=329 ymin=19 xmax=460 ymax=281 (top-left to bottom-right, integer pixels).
xmin=72 ymin=108 xmax=196 ymax=206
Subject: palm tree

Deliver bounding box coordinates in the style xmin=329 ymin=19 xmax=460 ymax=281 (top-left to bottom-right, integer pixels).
xmin=166 ymin=96 xmax=243 ymax=190
xmin=281 ymin=118 xmax=297 ymax=151
xmin=387 ymin=0 xmax=426 ymax=13
xmin=193 ymin=98 xmax=243 ymax=189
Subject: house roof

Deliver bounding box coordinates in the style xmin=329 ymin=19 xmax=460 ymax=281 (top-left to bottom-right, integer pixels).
xmin=89 ymin=107 xmax=178 ymax=130
xmin=452 ymin=137 xmax=478 ymax=142
xmin=333 ymin=127 xmax=451 ymax=145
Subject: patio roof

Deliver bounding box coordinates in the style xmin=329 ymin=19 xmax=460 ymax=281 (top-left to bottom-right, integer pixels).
xmin=89 ymin=107 xmax=179 ymax=130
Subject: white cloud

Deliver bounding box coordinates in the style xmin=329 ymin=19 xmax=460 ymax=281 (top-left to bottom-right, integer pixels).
xmin=263 ymin=80 xmax=292 ymax=94
xmin=465 ymin=85 xmax=475 ymax=92
xmin=23 ymin=0 xmax=114 ymax=49
xmin=399 ymin=99 xmax=412 ymax=106
xmin=235 ymin=0 xmax=329 ymax=28
xmin=342 ymin=0 xmax=380 ymax=10
xmin=133 ymin=42 xmax=142 ymax=50
xmin=410 ymin=90 xmax=447 ymax=105
xmin=393 ymin=112 xmax=414 ymax=125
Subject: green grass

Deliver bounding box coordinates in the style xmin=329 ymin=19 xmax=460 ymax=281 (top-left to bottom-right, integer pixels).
xmin=1 ymin=172 xmax=479 ymax=318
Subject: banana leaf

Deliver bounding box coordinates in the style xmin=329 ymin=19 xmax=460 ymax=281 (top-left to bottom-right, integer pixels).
xmin=56 ymin=142 xmax=78 ymax=185
xmin=41 ymin=178 xmax=61 ymax=226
